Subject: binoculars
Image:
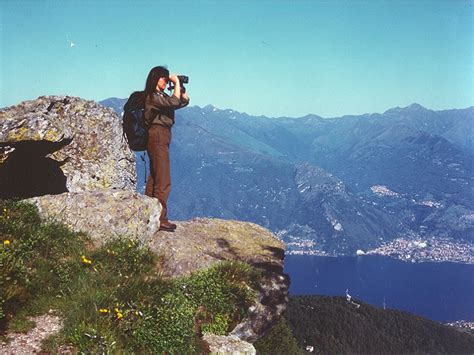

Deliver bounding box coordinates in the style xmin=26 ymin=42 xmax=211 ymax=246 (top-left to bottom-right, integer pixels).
xmin=168 ymin=75 xmax=189 ymax=93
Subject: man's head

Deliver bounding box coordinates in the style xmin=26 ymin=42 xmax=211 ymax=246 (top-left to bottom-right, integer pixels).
xmin=157 ymin=76 xmax=169 ymax=91
xmin=145 ymin=66 xmax=169 ymax=95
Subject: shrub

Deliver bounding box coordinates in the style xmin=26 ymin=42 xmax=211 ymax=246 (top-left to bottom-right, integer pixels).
xmin=254 ymin=318 xmax=304 ymax=355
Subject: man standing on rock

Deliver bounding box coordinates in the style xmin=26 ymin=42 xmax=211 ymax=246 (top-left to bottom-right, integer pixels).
xmin=143 ymin=66 xmax=189 ymax=231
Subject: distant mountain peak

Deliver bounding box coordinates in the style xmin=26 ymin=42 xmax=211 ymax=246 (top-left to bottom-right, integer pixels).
xmin=384 ymin=103 xmax=430 ymax=115
xmin=407 ymin=103 xmax=428 ymax=111
xmin=301 ymin=113 xmax=324 ymax=120
xmin=202 ymin=104 xmax=219 ymax=112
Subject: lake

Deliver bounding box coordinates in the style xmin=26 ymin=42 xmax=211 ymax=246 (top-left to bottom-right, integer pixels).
xmin=284 ymin=254 xmax=474 ymax=322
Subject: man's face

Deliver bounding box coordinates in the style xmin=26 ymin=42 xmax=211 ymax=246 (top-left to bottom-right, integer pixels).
xmin=157 ymin=76 xmax=168 ymax=91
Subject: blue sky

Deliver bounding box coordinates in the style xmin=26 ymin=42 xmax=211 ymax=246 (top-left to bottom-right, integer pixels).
xmin=1 ymin=0 xmax=472 ymax=118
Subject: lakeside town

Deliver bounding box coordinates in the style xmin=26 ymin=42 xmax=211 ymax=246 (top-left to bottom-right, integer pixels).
xmin=445 ymin=321 xmax=474 ymax=332
xmin=285 ymin=236 xmax=474 ymax=264
xmin=364 ymin=237 xmax=474 ymax=264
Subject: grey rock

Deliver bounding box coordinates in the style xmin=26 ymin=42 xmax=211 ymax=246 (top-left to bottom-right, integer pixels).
xmin=230 ymin=271 xmax=289 ymax=343
xmin=0 ymin=313 xmax=63 ymax=354
xmin=0 ymin=95 xmax=135 ymax=197
xmin=148 ymin=218 xmax=289 ymax=343
xmin=28 ymin=190 xmax=161 ymax=245
xmin=202 ymin=334 xmax=256 ymax=354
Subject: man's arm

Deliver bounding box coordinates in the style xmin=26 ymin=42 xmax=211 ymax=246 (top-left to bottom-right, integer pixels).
xmin=178 ymin=92 xmax=190 ymax=109
xmin=169 ymin=74 xmax=181 ymax=100
xmin=146 ymin=92 xmax=182 ymax=109
xmin=145 ymin=75 xmax=187 ymax=110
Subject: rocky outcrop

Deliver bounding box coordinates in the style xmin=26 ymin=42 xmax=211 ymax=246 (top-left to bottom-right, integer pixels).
xmin=1 ymin=96 xmax=289 ymax=347
xmin=27 ymin=196 xmax=289 ymax=343
xmin=148 ymin=218 xmax=289 ymax=343
xmin=28 ymin=190 xmax=161 ymax=245
xmin=148 ymin=218 xmax=285 ymax=276
xmin=0 ymin=96 xmax=135 ymax=198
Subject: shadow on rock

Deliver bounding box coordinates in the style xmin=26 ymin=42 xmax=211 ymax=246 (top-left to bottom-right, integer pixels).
xmin=205 ymin=238 xmax=240 ymax=261
xmin=262 ymin=245 xmax=285 ymax=260
xmin=0 ymin=138 xmax=72 ymax=199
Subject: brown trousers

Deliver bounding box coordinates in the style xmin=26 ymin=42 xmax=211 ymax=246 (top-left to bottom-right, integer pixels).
xmin=145 ymin=124 xmax=171 ymax=222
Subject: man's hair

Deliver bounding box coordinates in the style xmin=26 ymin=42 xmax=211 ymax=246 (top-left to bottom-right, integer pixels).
xmin=144 ymin=66 xmax=169 ymax=98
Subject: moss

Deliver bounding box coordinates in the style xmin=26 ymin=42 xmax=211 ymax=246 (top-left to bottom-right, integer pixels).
xmin=7 ymin=316 xmax=36 ymax=334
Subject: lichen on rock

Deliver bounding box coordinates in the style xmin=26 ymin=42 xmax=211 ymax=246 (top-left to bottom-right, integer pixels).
xmin=28 ymin=190 xmax=161 ymax=245
xmin=0 ymin=95 xmax=135 ymax=197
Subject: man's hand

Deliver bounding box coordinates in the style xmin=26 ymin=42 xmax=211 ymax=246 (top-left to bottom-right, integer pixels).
xmin=169 ymin=74 xmax=181 ymax=99
xmin=169 ymin=74 xmax=180 ymax=85
xmin=182 ymin=92 xmax=190 ymax=102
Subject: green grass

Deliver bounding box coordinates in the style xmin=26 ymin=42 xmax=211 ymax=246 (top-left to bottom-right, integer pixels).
xmin=0 ymin=199 xmax=261 ymax=353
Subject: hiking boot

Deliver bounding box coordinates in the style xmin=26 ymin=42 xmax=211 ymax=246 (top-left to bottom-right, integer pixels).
xmin=159 ymin=221 xmax=177 ymax=231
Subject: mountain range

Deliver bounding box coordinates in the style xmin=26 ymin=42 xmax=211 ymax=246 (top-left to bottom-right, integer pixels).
xmin=100 ymin=98 xmax=474 ymax=255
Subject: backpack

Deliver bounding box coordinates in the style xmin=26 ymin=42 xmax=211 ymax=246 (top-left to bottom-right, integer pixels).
xmin=123 ymin=91 xmax=147 ymax=151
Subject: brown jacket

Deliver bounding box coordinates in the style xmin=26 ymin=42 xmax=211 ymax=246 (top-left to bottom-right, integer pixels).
xmin=144 ymin=91 xmax=189 ymax=128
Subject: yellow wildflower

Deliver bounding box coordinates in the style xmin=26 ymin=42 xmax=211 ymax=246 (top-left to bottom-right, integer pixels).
xmin=99 ymin=308 xmax=109 ymax=314
xmin=3 ymin=240 xmax=10 ymax=246
xmin=114 ymin=307 xmax=123 ymax=319
xmin=81 ymin=255 xmax=92 ymax=265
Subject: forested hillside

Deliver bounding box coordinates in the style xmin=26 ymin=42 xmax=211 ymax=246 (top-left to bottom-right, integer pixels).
xmin=284 ymin=296 xmax=474 ymax=354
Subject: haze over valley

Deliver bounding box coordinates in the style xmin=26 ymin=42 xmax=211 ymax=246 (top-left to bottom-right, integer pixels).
xmin=102 ymin=99 xmax=473 ymax=263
